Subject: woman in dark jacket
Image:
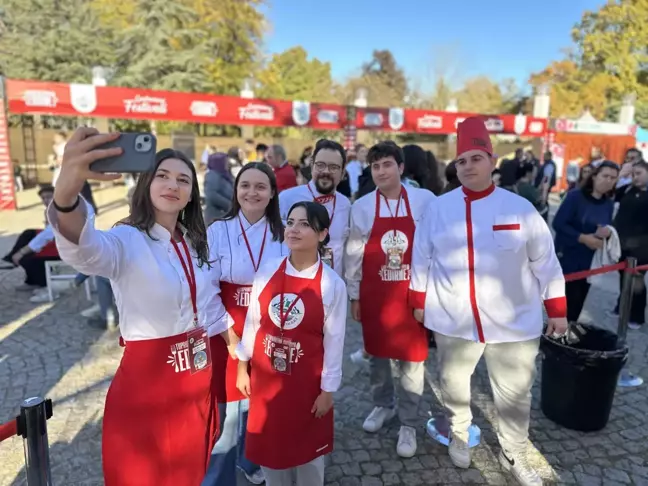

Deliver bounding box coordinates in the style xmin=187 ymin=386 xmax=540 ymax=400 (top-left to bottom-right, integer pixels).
xmin=204 ymin=152 xmax=234 ymax=225
xmin=612 ymin=160 xmax=648 ymax=329
xmin=552 ymin=161 xmax=619 ymax=323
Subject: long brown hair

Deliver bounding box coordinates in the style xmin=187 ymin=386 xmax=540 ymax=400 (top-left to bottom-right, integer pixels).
xmin=117 ymin=148 xmax=210 ymax=267
xmin=220 ymin=162 xmax=284 ymax=242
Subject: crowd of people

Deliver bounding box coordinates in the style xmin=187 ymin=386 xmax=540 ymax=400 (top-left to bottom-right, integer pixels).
xmin=5 ymin=118 xmax=646 ymax=486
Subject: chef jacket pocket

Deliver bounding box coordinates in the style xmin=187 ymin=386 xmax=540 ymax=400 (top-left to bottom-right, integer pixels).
xmin=492 ymin=217 xmax=522 ymax=251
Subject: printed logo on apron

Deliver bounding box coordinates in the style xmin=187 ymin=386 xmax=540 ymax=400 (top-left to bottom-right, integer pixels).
xmin=234 ymin=286 xmax=253 ymax=307
xmin=167 ymin=340 xmax=191 ymax=373
xmin=269 ymin=293 xmax=305 ymax=330
xmin=379 ymin=230 xmax=411 ymax=281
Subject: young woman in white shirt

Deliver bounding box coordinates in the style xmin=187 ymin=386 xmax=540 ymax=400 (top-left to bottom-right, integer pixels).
xmin=236 ymin=201 xmax=347 ymax=486
xmin=48 ymin=128 xmax=232 ymax=486
xmin=203 ymin=162 xmax=287 ymax=486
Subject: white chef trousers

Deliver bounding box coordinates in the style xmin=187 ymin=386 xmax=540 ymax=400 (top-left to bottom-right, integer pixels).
xmin=434 ymin=332 xmax=540 ymax=454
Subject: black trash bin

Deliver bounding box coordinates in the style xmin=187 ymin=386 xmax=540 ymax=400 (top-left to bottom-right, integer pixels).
xmin=540 ymin=323 xmax=628 ymax=432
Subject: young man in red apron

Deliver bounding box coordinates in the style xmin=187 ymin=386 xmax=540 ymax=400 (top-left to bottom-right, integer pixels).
xmin=345 ymin=141 xmax=435 ymax=458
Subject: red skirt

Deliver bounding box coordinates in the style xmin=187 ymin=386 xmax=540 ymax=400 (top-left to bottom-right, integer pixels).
xmin=103 ymin=332 xmax=217 ymax=486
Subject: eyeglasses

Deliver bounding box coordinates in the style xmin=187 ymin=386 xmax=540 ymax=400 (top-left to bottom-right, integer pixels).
xmin=313 ymin=161 xmax=342 ymax=173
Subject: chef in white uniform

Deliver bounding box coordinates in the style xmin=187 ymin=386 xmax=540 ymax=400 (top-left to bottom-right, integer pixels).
xmin=204 ymin=162 xmax=288 ymax=486
xmin=409 ymin=117 xmax=567 ymax=486
xmin=278 ymin=139 xmax=351 ymax=276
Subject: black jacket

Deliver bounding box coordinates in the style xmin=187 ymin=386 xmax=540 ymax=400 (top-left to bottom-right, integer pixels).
xmin=614 ymin=187 xmax=648 ymax=263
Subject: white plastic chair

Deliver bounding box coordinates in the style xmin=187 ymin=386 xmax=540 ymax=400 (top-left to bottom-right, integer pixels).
xmin=44 ymin=261 xmax=93 ymax=303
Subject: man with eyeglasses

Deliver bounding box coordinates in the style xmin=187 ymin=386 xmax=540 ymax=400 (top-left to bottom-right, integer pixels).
xmin=278 ymin=139 xmax=351 ymax=276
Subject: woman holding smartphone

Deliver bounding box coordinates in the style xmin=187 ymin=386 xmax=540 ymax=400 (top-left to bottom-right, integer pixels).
xmin=203 ymin=162 xmax=288 ymax=486
xmin=236 ymin=201 xmax=347 ymax=486
xmin=48 ymin=128 xmax=232 ymax=486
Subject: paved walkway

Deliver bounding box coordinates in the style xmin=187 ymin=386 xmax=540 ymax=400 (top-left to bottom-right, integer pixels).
xmin=1 ymin=188 xmax=647 ymax=485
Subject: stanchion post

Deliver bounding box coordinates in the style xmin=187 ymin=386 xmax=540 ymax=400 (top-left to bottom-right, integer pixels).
xmin=617 ymin=257 xmax=637 ymax=348
xmin=17 ymin=397 xmax=53 ymax=486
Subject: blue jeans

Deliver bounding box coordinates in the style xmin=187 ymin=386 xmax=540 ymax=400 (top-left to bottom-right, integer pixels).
xmin=201 ymin=400 xmax=260 ymax=486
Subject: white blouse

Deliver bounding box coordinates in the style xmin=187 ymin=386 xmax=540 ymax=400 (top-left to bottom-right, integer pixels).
xmin=344 ymin=184 xmax=436 ymax=300
xmin=207 ymin=215 xmax=288 ymax=335
xmin=47 ymin=200 xmax=229 ymax=341
xmin=278 ymin=181 xmax=351 ymax=277
xmin=236 ymin=256 xmax=348 ymax=392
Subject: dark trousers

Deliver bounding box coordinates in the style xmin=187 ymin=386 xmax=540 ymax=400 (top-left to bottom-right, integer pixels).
xmin=3 ymin=229 xmax=60 ymax=287
xmin=566 ymin=279 xmax=591 ymax=323
xmin=615 ymin=268 xmax=647 ymax=325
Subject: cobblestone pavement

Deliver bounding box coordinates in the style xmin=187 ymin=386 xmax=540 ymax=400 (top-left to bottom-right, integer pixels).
xmin=1 ymin=188 xmax=648 ymax=485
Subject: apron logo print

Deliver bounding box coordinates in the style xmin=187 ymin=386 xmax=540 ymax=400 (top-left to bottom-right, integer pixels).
xmin=269 ymin=294 xmax=305 ymax=330
xmin=234 ymin=286 xmax=252 ymax=307
xmin=379 ymin=230 xmax=411 ymax=282
xmin=263 ymin=335 xmax=304 ymax=363
xmin=167 ymin=341 xmax=191 ymax=373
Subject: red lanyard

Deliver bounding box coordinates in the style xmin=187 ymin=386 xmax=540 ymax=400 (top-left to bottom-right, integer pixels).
xmin=380 ymin=188 xmax=406 ymax=237
xmin=170 ymin=235 xmax=198 ymax=326
xmin=307 ymin=185 xmax=336 ymax=227
xmin=238 ymin=215 xmax=268 ymax=272
xmin=278 ymin=258 xmax=322 ymax=334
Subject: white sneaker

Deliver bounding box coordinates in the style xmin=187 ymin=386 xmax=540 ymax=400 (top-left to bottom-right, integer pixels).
xmin=350 ymin=348 xmax=369 ymax=364
xmin=396 ymin=426 xmax=417 ymax=458
xmin=29 ymin=289 xmax=56 ymax=303
xmin=448 ymin=437 xmax=471 ymax=468
xmin=628 ymin=322 xmax=642 ymax=330
xmin=243 ymin=468 xmax=265 ymax=484
xmin=499 ymin=450 xmax=542 ymax=486
xmin=81 ymin=304 xmax=101 ymax=318
xmin=362 ymin=406 xmax=396 ymax=433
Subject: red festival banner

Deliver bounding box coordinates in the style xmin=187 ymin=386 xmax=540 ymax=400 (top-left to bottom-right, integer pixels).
xmin=0 ymin=79 xmax=17 ymax=210
xmin=6 ymin=79 xmax=547 ymax=137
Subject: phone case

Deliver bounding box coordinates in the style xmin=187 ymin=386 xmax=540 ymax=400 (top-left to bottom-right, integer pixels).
xmin=90 ymin=133 xmax=157 ymax=173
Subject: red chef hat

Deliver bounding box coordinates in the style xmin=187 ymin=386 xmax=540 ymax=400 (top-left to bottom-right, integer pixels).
xmin=456 ymin=117 xmax=493 ymax=158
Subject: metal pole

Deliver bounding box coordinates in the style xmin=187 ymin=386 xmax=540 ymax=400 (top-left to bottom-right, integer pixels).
xmin=617 ymin=257 xmax=643 ymax=387
xmin=18 ymin=397 xmax=53 ymax=486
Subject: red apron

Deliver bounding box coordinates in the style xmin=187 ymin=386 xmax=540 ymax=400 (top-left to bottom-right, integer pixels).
xmin=35 ymin=229 xmax=59 ymax=258
xmin=245 ymin=259 xmax=333 ymax=469
xmin=210 ymin=281 xmax=251 ymax=403
xmin=103 ymin=333 xmax=217 ymax=486
xmin=360 ymin=189 xmax=428 ymax=362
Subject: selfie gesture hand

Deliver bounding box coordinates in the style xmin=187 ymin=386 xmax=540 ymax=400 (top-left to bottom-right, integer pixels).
xmin=54 ymin=128 xmax=123 ymax=205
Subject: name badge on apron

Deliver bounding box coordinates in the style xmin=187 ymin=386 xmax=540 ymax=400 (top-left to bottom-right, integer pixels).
xmin=187 ymin=326 xmax=212 ymax=374
xmin=271 ymin=336 xmax=293 ymax=375
xmin=386 ymin=247 xmax=404 ymax=270
xmin=321 ymin=247 xmax=334 ymax=268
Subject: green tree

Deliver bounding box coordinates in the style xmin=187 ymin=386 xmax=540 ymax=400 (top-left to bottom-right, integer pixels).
xmin=339 ymin=50 xmax=409 ymax=107
xmin=256 ymin=46 xmax=334 ymax=102
xmin=0 ymin=0 xmax=115 ymax=81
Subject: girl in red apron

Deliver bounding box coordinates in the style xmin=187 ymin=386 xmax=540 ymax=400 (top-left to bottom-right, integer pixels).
xmin=236 ymin=201 xmax=347 ymax=486
xmin=204 ymin=163 xmax=287 ymax=486
xmin=345 ymin=141 xmax=435 ymax=459
xmin=47 ymin=128 xmax=228 ymax=486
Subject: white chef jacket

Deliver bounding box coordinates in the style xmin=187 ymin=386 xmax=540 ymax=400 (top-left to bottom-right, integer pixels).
xmin=278 ymin=181 xmax=351 ymax=277
xmin=207 ymin=214 xmax=289 ymax=336
xmin=345 ymin=184 xmax=436 ymax=300
xmin=47 ymin=199 xmax=229 ymax=341
xmin=236 ymin=256 xmax=348 ymax=392
xmin=409 ymin=185 xmax=566 ymax=344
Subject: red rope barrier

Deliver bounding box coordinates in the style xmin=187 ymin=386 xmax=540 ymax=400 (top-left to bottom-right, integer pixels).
xmin=629 ymin=263 xmax=648 ymax=273
xmin=0 ymin=419 xmax=17 ymax=443
xmin=564 ymin=262 xmax=627 ymax=282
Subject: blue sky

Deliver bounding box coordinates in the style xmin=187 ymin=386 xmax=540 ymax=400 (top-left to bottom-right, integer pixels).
xmin=261 ymin=0 xmax=604 ymax=93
